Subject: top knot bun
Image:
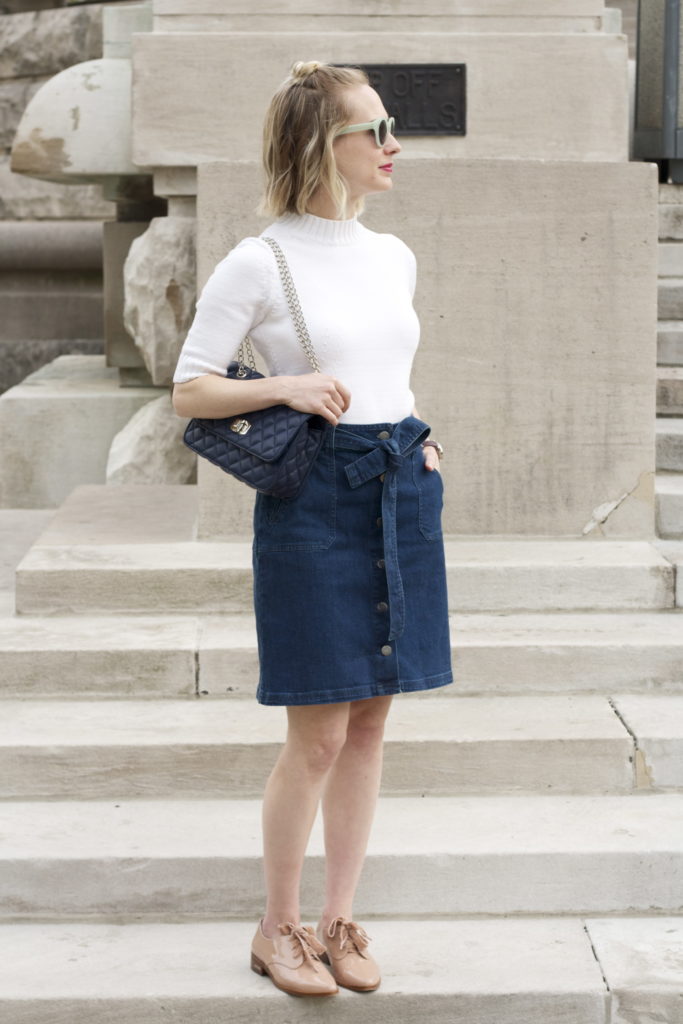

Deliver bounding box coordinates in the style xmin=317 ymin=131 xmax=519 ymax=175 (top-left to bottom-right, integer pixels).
xmin=291 ymin=60 xmax=324 ymax=82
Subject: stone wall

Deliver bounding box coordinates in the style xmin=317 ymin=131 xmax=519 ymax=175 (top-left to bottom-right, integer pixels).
xmin=131 ymin=0 xmax=654 ymax=535
xmin=134 ymin=13 xmax=630 ymax=169
xmin=196 ymin=157 xmax=658 ymax=539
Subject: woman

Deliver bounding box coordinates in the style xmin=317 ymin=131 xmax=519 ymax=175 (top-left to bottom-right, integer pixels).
xmin=172 ymin=60 xmax=452 ymax=997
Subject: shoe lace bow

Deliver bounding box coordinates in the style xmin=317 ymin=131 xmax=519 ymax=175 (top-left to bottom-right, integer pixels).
xmin=279 ymin=922 xmax=327 ymax=970
xmin=326 ymin=917 xmax=371 ymax=955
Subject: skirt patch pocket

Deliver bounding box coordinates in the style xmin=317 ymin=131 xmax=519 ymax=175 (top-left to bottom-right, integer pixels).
xmin=254 ymin=446 xmax=336 ymax=552
xmin=412 ymin=453 xmax=444 ymax=541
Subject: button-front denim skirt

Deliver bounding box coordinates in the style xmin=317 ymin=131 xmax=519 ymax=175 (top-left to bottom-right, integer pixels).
xmin=252 ymin=416 xmax=453 ymax=705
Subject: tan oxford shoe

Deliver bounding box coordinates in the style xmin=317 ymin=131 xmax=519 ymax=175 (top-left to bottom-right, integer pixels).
xmin=250 ymin=919 xmax=339 ymax=997
xmin=316 ymin=917 xmax=381 ymax=992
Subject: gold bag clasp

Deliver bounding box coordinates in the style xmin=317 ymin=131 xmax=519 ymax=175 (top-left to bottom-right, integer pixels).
xmin=229 ymin=418 xmax=251 ymax=435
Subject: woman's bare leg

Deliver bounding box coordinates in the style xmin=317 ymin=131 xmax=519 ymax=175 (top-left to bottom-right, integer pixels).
xmin=260 ymin=701 xmax=351 ymax=938
xmin=320 ymin=695 xmax=394 ymax=926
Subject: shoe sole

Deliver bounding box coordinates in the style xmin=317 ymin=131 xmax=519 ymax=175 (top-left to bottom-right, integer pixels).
xmin=250 ymin=952 xmax=338 ymax=997
xmin=336 ymin=980 xmax=381 ymax=992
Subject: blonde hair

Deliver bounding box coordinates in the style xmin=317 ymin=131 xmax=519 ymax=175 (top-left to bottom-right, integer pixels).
xmin=259 ymin=61 xmax=370 ymax=220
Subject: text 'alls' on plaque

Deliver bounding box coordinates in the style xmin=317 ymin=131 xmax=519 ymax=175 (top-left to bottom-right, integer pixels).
xmin=340 ymin=64 xmax=466 ymax=136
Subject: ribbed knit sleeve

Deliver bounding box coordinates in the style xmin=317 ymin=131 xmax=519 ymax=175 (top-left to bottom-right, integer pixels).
xmin=172 ymin=237 xmax=272 ymax=383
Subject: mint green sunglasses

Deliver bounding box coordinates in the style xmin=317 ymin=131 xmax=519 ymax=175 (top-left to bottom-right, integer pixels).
xmin=336 ymin=116 xmax=396 ymax=147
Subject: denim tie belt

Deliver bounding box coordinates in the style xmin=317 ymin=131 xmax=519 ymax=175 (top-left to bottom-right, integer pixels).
xmin=333 ymin=416 xmax=431 ymax=642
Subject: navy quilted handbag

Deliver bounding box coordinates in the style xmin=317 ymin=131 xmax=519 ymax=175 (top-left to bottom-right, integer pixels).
xmin=183 ymin=362 xmax=325 ymax=498
xmin=182 ymin=237 xmax=326 ymax=499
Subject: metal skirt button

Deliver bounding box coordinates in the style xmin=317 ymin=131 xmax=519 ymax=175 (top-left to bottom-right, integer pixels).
xmin=380 ymin=644 xmax=393 ymax=656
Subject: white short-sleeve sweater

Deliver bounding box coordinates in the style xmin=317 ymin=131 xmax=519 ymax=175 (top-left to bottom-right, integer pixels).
xmin=172 ymin=210 xmax=420 ymax=424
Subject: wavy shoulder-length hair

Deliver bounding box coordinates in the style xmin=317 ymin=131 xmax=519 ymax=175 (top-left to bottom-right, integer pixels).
xmin=259 ymin=61 xmax=369 ymax=220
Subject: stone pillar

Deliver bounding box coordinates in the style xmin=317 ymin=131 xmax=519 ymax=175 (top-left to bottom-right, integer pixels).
xmin=0 ymin=2 xmax=116 ymax=392
xmin=8 ymin=1 xmax=164 ymax=387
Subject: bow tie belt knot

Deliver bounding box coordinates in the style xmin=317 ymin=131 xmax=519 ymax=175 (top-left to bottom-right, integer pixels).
xmin=334 ymin=417 xmax=431 ymax=643
xmin=384 ymin=438 xmax=405 ymax=472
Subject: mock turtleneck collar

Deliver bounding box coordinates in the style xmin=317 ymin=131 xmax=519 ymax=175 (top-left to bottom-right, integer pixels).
xmin=273 ymin=211 xmax=363 ymax=245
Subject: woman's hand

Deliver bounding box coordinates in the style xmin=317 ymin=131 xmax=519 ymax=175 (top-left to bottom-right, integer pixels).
xmin=278 ymin=374 xmax=351 ymax=426
xmin=422 ymin=445 xmax=440 ymax=472
xmin=412 ymin=404 xmax=441 ymax=472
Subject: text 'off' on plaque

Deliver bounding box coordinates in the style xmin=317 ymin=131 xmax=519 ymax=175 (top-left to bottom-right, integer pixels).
xmin=344 ymin=64 xmax=466 ymax=136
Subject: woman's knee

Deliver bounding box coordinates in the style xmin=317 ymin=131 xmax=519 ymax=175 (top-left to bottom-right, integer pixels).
xmin=345 ymin=696 xmax=393 ymax=752
xmin=285 ymin=703 xmax=350 ymax=775
xmin=303 ymin=734 xmax=347 ymax=774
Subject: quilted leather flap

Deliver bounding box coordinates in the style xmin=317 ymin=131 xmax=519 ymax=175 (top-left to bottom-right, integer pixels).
xmin=195 ymin=404 xmax=314 ymax=463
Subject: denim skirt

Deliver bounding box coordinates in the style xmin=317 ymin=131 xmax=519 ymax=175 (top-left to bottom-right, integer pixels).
xmin=251 ymin=415 xmax=453 ymax=706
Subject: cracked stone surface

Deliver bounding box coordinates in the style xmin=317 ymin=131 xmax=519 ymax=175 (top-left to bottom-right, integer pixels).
xmin=582 ymin=471 xmax=655 ymax=536
xmin=612 ymin=694 xmax=683 ymax=788
xmin=586 ymin=918 xmax=683 ymax=1024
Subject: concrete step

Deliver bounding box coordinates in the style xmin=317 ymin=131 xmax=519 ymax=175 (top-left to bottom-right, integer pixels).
xmin=3 ymin=609 xmax=683 ymax=698
xmin=0 ymin=694 xmax=654 ymax=799
xmin=658 ymin=319 xmax=683 ymax=365
xmin=16 ymin=537 xmax=675 ymax=613
xmin=656 ymin=415 xmax=683 ymax=470
xmin=659 ymin=190 xmax=683 ymax=240
xmin=659 ymin=241 xmax=683 ymax=277
xmin=656 ymin=470 xmax=683 ymax=537
xmin=657 ymin=367 xmax=683 ymax=414
xmin=0 ymin=356 xmax=163 ymax=509
xmin=3 ymin=917 xmax=665 ymax=1024
xmin=0 ymin=613 xmax=200 ymax=698
xmin=3 ymin=919 xmax=681 ymax=1024
xmin=612 ymin=694 xmax=683 ymax=788
xmin=585 ymin=916 xmax=683 ymax=1024
xmin=0 ymin=508 xmax=55 ymax=623
xmin=1 ymin=794 xmax=682 ymax=917
xmin=0 ymin=509 xmax=54 ymax=595
xmin=660 ymin=214 xmax=683 ymax=246
xmin=658 ymin=241 xmax=683 ymax=277
xmin=653 ymin=538 xmax=683 ymax=605
xmin=658 ymin=277 xmax=683 ymax=319
xmin=14 ymin=486 xmax=674 ymax=612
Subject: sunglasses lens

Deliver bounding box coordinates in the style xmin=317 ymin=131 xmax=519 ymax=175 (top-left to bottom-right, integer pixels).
xmin=378 ymin=119 xmax=388 ymax=145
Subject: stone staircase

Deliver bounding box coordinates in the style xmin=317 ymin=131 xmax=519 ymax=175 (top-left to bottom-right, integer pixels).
xmin=0 ymin=478 xmax=682 ymax=1023
xmin=657 ymin=186 xmax=683 ymax=539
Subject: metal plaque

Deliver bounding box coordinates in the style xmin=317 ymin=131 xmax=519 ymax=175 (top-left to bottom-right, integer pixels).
xmin=345 ymin=64 xmax=466 ymax=136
